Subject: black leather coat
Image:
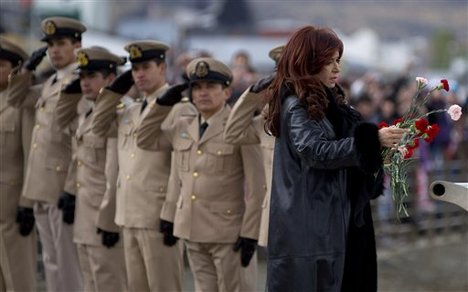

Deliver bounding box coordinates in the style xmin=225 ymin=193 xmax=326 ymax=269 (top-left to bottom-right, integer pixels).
xmin=266 ymin=94 xmax=383 ymax=292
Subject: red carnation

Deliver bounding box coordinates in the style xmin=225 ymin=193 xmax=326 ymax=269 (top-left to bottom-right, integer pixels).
xmin=415 ymin=118 xmax=429 ymax=132
xmin=440 ymin=79 xmax=450 ymax=92
xmin=408 ymin=138 xmax=420 ymax=149
xmin=424 ymin=124 xmax=440 ymax=142
xmin=392 ymin=117 xmax=404 ymax=126
xmin=378 ymin=121 xmax=389 ymax=129
xmin=404 ymin=146 xmax=414 ymax=159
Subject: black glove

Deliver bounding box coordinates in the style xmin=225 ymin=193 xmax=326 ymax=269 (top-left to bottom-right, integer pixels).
xmin=159 ymin=219 xmax=179 ymax=246
xmin=233 ymin=236 xmax=257 ymax=267
xmin=250 ymin=73 xmax=275 ymax=94
xmin=24 ymin=46 xmax=48 ymax=71
xmin=63 ymin=78 xmax=82 ymax=94
xmin=57 ymin=191 xmax=76 ymax=224
xmin=16 ymin=207 xmax=35 ymax=236
xmin=157 ymin=83 xmax=188 ymax=106
xmin=107 ymin=70 xmax=134 ymax=95
xmin=97 ymin=228 xmax=120 ymax=248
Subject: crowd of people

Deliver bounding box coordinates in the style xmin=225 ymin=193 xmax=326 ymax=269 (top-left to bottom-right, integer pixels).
xmin=0 ymin=15 xmax=466 ymax=292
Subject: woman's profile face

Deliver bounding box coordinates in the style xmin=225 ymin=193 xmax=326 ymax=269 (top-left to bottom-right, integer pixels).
xmin=316 ymin=50 xmax=341 ymax=88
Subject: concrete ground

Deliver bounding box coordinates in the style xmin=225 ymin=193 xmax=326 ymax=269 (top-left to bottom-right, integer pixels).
xmin=38 ymin=233 xmax=468 ymax=291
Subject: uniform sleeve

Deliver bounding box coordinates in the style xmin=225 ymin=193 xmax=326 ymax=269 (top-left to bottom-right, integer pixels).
xmin=91 ymin=88 xmax=122 ymax=137
xmin=224 ymin=89 xmax=262 ymax=145
xmin=18 ymin=90 xmax=36 ymax=208
xmin=55 ymin=90 xmax=82 ymax=129
xmin=7 ymin=70 xmax=34 ymax=108
xmin=136 ymin=101 xmax=176 ymax=150
xmin=160 ymin=152 xmax=180 ymax=223
xmin=239 ymin=144 xmax=266 ymax=240
xmin=96 ymin=137 xmax=120 ymax=232
xmin=63 ymin=137 xmax=78 ymax=195
xmin=286 ymin=101 xmax=359 ymax=169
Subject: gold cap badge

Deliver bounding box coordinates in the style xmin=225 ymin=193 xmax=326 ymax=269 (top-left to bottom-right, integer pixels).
xmin=76 ymin=51 xmax=89 ymax=66
xmin=129 ymin=45 xmax=142 ymax=60
xmin=45 ymin=21 xmax=56 ymax=35
xmin=195 ymin=61 xmax=209 ymax=78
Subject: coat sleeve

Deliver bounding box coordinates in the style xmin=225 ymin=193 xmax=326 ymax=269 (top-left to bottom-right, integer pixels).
xmin=286 ymin=100 xmax=359 ymax=169
xmin=160 ymin=152 xmax=180 ymax=223
xmin=96 ymin=136 xmax=120 ymax=232
xmin=91 ymin=88 xmax=122 ymax=137
xmin=18 ymin=90 xmax=36 ymax=208
xmin=239 ymin=144 xmax=266 ymax=240
xmin=224 ymin=89 xmax=262 ymax=145
xmin=136 ymin=101 xmax=180 ymax=151
xmin=63 ymin=137 xmax=78 ymax=196
xmin=55 ymin=90 xmax=82 ymax=129
xmin=7 ymin=70 xmax=33 ymax=108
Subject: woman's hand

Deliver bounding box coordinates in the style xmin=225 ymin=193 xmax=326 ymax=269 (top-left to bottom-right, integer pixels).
xmin=378 ymin=126 xmax=408 ymax=148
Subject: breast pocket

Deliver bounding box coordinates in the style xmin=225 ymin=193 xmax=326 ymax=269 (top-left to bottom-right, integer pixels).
xmin=82 ymin=136 xmax=106 ymax=163
xmin=205 ymin=143 xmax=234 ymax=172
xmin=0 ymin=123 xmax=15 ymax=147
xmin=173 ymin=139 xmax=193 ymax=172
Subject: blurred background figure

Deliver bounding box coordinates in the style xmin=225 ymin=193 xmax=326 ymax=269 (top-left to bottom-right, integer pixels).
xmin=229 ymin=50 xmax=259 ymax=105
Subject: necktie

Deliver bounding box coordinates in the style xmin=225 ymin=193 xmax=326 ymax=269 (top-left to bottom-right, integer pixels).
xmin=199 ymin=122 xmax=208 ymax=138
xmin=140 ymin=99 xmax=148 ymax=113
xmin=85 ymin=108 xmax=93 ymax=118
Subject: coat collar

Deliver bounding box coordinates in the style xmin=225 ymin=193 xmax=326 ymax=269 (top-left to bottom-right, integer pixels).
xmin=187 ymin=105 xmax=230 ymax=145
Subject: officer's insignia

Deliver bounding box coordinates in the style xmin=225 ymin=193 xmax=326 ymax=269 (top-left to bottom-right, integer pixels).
xmin=45 ymin=21 xmax=56 ymax=35
xmin=77 ymin=52 xmax=89 ymax=67
xmin=194 ymin=61 xmax=209 ymax=78
xmin=129 ymin=45 xmax=142 ymax=60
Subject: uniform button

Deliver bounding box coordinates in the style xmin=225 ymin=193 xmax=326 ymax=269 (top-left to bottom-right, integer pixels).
xmin=196 ymin=149 xmax=203 ymax=155
xmin=56 ymin=166 xmax=62 ymax=171
xmin=35 ymin=124 xmax=40 ymax=129
xmin=77 ymin=160 xmax=82 ymax=166
xmin=130 ymin=153 xmax=135 ymax=158
xmin=193 ymin=172 xmax=199 ymax=177
xmin=40 ymin=107 xmax=44 ymax=112
xmin=217 ymin=150 xmax=222 ymax=155
xmin=159 ymin=187 xmax=164 ymax=192
xmin=191 ymin=194 xmax=196 ymax=200
xmin=126 ymin=175 xmax=131 ymax=180
xmin=226 ymin=209 xmax=232 ymax=214
xmin=32 ymin=143 xmax=37 ymax=149
xmin=76 ymin=183 xmax=81 ymax=188
xmin=133 ymin=133 xmax=137 ymax=137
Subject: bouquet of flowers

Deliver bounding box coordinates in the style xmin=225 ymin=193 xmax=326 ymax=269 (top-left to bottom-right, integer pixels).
xmin=379 ymin=77 xmax=462 ymax=217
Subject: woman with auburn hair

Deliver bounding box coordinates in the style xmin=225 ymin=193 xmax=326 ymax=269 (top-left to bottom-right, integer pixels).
xmin=264 ymin=26 xmax=406 ymax=291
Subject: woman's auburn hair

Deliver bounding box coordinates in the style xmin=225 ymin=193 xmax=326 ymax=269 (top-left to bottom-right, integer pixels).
xmin=264 ymin=25 xmax=345 ymax=137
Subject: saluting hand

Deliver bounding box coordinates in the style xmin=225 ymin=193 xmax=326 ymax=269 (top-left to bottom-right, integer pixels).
xmin=250 ymin=73 xmax=275 ymax=94
xmin=24 ymin=46 xmax=48 ymax=71
xmin=157 ymin=83 xmax=188 ymax=106
xmin=233 ymin=236 xmax=257 ymax=267
xmin=63 ymin=78 xmax=82 ymax=94
xmin=107 ymin=70 xmax=134 ymax=95
xmin=57 ymin=191 xmax=76 ymax=224
xmin=16 ymin=207 xmax=35 ymax=236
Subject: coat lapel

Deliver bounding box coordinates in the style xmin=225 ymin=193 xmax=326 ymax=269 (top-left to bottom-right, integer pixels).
xmin=198 ymin=107 xmax=229 ymax=145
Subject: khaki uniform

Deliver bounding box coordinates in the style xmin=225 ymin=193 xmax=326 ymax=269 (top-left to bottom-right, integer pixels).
xmin=0 ymin=86 xmax=38 ymax=292
xmin=7 ymin=66 xmax=83 ymax=291
xmin=137 ymin=102 xmax=265 ymax=292
xmin=56 ymin=89 xmax=127 ymax=291
xmin=91 ymin=86 xmax=185 ymax=292
xmin=224 ymin=89 xmax=274 ymax=247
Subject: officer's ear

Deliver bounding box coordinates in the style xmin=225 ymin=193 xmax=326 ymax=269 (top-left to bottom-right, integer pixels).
xmin=222 ymin=86 xmax=232 ymax=101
